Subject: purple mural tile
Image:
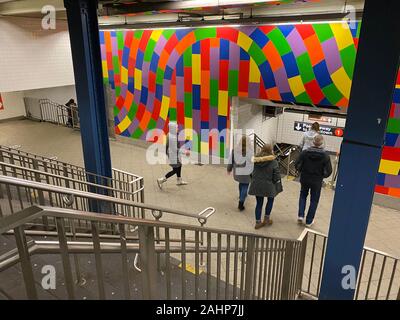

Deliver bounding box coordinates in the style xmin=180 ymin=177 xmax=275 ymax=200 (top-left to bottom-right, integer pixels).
xmin=118 ymin=107 xmax=127 ymax=122
xmin=385 ymin=174 xmax=400 ymax=188
xmin=192 ymin=109 xmax=200 ymax=136
xmin=134 ymin=89 xmax=141 ymax=104
xmin=168 ymin=49 xmax=180 ymax=69
xmin=274 ymin=67 xmax=291 ymax=93
xmin=238 ymin=26 xmax=257 ymax=36
xmin=210 ymin=47 xmax=219 ymax=79
xmin=142 ymin=61 xmax=150 ymax=84
xmin=395 ymin=136 xmax=400 ymax=148
xmin=248 ymin=82 xmax=260 ymax=98
xmin=176 ymin=76 xmax=184 ymax=102
xmin=321 ymin=38 xmax=342 ymax=74
xmin=209 ymin=107 xmax=218 ymax=131
xmin=229 ymin=42 xmax=240 ymax=70
xmin=163 ymin=79 xmax=171 ymax=96
xmin=147 ymin=94 xmax=154 ymax=113
xmin=286 ymin=29 xmax=307 ymax=57
xmin=154 ymin=35 xmax=167 ymax=56
xmin=394 ymin=104 xmax=400 ymax=118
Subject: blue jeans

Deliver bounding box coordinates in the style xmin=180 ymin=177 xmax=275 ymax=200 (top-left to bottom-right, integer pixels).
xmin=255 ymin=196 xmax=275 ymax=222
xmin=298 ymin=182 xmax=322 ymax=224
xmin=238 ymin=183 xmax=249 ymax=202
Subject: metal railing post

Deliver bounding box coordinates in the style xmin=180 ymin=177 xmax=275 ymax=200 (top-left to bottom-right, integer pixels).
xmin=13 ymin=226 xmax=38 ymax=299
xmin=244 ymin=236 xmax=255 ymax=300
xmin=138 ymin=225 xmax=158 ymax=299
xmin=281 ymin=242 xmax=294 ymax=300
xmin=296 ymin=233 xmax=308 ymax=298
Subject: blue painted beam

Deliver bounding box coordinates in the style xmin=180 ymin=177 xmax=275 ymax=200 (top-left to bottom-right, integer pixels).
xmin=64 ymin=0 xmax=112 ymax=212
xmin=319 ymin=0 xmax=400 ymax=299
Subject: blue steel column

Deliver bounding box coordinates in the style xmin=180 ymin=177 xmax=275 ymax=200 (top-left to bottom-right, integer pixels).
xmin=64 ymin=0 xmax=112 ymax=211
xmin=319 ymin=0 xmax=400 ymax=299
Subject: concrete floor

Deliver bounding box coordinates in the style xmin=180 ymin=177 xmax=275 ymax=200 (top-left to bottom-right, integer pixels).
xmin=1 ymin=119 xmax=399 ymax=259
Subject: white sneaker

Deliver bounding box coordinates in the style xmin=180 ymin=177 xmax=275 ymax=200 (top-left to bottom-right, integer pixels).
xmin=157 ymin=177 xmax=166 ymax=189
xmin=176 ymin=178 xmax=188 ymax=185
xmin=297 ymin=217 xmax=304 ymax=224
xmin=305 ymin=221 xmax=314 ymax=228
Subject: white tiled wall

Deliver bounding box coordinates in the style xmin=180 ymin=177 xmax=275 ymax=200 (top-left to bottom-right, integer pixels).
xmin=234 ymin=100 xmax=346 ymax=153
xmin=233 ymin=103 xmax=278 ymax=146
xmin=23 ymin=85 xmax=77 ymax=104
xmin=0 ymin=91 xmax=26 ymax=120
xmin=276 ymin=112 xmax=345 ymax=153
xmin=0 ymin=17 xmax=75 ymax=93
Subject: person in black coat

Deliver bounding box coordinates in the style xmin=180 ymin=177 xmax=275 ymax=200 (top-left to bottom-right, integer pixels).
xmin=295 ymin=134 xmax=332 ymax=227
xmin=248 ymin=144 xmax=282 ymax=229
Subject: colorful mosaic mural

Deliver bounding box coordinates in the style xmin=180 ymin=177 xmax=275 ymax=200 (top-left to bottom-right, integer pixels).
xmin=376 ymin=72 xmax=400 ymax=197
xmin=100 ymin=22 xmax=400 ymax=198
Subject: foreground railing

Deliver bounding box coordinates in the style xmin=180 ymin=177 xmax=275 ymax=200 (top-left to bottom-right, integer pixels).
xmin=0 ymin=175 xmax=214 ymax=230
xmin=0 ymin=145 xmax=144 ymax=204
xmin=0 ymin=206 xmax=302 ymax=300
xmin=299 ymin=230 xmax=400 ymax=300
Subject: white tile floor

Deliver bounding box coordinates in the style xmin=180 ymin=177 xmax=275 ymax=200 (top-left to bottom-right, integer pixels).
xmin=1 ymin=119 xmax=399 ymax=258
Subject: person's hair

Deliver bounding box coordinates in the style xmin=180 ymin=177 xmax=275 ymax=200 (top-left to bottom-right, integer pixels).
xmin=259 ymin=144 xmax=273 ymax=156
xmin=311 ymin=122 xmax=320 ymax=132
xmin=237 ymin=135 xmax=249 ymax=156
xmin=313 ymin=134 xmax=324 ymax=147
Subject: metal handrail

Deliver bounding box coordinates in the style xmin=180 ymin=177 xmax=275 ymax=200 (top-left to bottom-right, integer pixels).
xmin=0 ymin=175 xmax=215 ymax=225
xmin=0 ymin=161 xmax=142 ymax=198
xmin=0 ymin=145 xmax=143 ymax=181
xmin=0 ymin=205 xmax=302 ymax=300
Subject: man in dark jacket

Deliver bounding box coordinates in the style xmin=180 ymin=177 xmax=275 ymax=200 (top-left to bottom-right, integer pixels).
xmin=295 ymin=134 xmax=332 ymax=227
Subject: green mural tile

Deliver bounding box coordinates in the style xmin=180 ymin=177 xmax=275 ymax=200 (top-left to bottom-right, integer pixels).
xmin=169 ymin=108 xmax=177 ymax=121
xmin=132 ymin=127 xmax=143 ymax=139
xmin=156 ymin=68 xmax=164 ymax=85
xmin=313 ymin=24 xmax=334 ymax=43
xmin=127 ymin=102 xmax=138 ymax=120
xmin=322 ymin=84 xmax=343 ymax=105
xmin=267 ymin=29 xmax=292 ymax=56
xmin=113 ymin=106 xmax=119 ymax=117
xmin=184 ymin=47 xmax=192 ymax=67
xmin=296 ymin=52 xmax=315 ymax=83
xmin=194 ymin=28 xmax=216 ymax=41
xmin=162 ymin=29 xmax=175 ymax=40
xmin=144 ymin=39 xmax=157 ymax=62
xmin=387 ymin=119 xmax=400 ymax=134
xmin=117 ymin=31 xmax=124 ymax=50
xmin=219 ymin=141 xmax=225 ymax=159
xmin=148 ymin=118 xmax=157 ymax=130
xmin=296 ymin=92 xmax=313 ymax=104
xmin=296 ymin=52 xmax=315 ymax=84
xmin=248 ymin=42 xmax=267 ymax=66
xmin=228 ymin=70 xmax=239 ymax=97
xmin=112 ymin=56 xmax=120 ymax=74
xmin=184 ymin=93 xmax=192 ymax=117
xmin=210 ymin=79 xmax=219 ymax=107
xmin=134 ymin=30 xmax=143 ymax=39
xmin=340 ymin=45 xmax=356 ymax=80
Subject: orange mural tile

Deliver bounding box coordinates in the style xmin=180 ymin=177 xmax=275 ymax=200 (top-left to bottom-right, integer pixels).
xmin=388 ymin=188 xmax=400 ymax=198
xmin=139 ymin=110 xmax=152 ymax=131
xmin=336 ymin=97 xmax=349 ymax=108
xmin=175 ymin=32 xmax=196 ymax=55
xmin=304 ymin=34 xmax=324 ymax=66
xmin=201 ymin=70 xmax=210 ymax=98
xmin=210 ymin=38 xmax=220 ymax=48
xmin=266 ymin=87 xmax=282 ymax=101
xmin=124 ymin=91 xmax=134 ymax=110
xmin=262 ymin=42 xmax=284 ymax=72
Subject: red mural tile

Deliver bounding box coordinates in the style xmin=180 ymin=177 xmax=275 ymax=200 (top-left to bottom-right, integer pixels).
xmin=219 ymin=60 xmax=229 ymax=90
xmin=217 ymin=27 xmax=239 ymax=43
xmin=295 ymin=24 xmax=315 ymax=40
xmin=382 ymin=146 xmax=400 ymax=162
xmin=305 ymin=80 xmax=325 ymax=104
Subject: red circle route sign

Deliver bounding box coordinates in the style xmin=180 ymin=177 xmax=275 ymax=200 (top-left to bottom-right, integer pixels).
xmin=335 ymin=128 xmax=344 ymax=137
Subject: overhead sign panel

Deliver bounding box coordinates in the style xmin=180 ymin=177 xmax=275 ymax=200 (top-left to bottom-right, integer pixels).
xmin=294 ymin=121 xmax=344 ymax=137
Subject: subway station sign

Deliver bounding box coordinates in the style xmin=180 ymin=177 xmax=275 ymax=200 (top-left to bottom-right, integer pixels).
xmin=294 ymin=121 xmax=344 ymax=137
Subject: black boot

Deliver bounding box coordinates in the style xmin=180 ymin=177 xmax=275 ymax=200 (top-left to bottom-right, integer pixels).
xmin=238 ymin=201 xmax=245 ymax=211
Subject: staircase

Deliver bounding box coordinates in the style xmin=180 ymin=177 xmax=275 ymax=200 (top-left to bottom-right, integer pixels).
xmin=0 ymin=147 xmax=399 ymax=300
xmin=251 ymin=133 xmax=299 ymax=177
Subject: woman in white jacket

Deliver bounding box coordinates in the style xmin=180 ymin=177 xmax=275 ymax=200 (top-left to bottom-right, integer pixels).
xmin=299 ymin=122 xmax=325 ymax=151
